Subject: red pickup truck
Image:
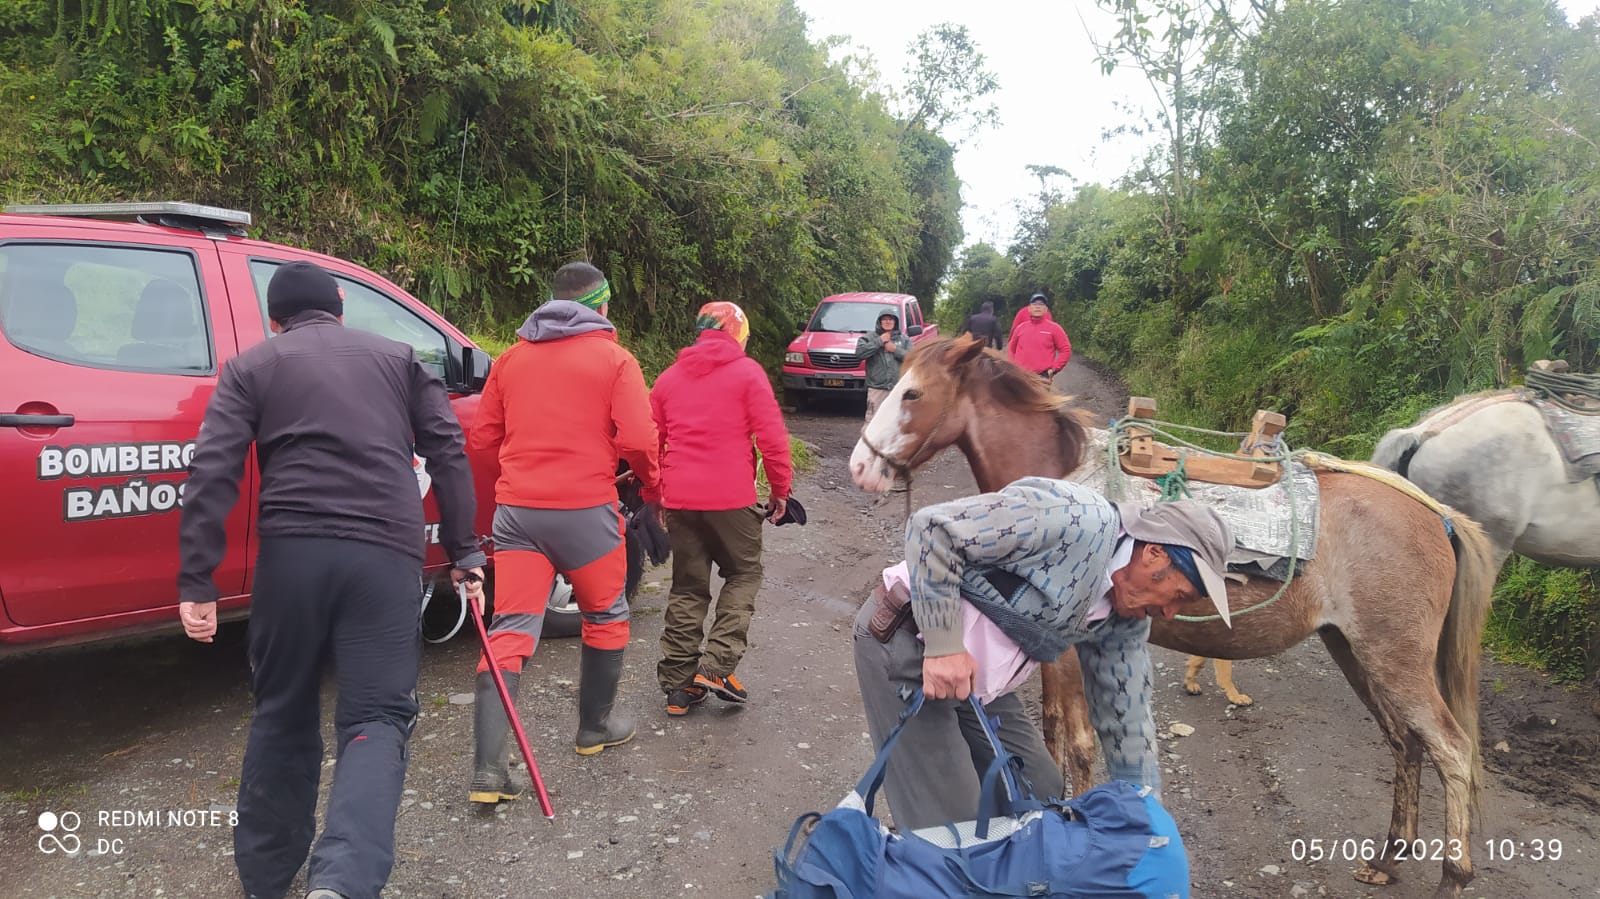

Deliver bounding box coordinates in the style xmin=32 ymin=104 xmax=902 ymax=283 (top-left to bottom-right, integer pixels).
xmin=0 ymin=202 xmax=558 ymax=654
xmin=780 ymin=292 xmax=936 ymax=409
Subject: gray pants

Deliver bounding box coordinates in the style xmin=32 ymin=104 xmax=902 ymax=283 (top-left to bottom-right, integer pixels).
xmin=851 ymin=597 xmax=1065 ymax=831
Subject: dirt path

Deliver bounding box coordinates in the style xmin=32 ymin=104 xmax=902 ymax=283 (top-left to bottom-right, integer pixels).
xmin=1 ymin=358 xmax=1596 ymax=898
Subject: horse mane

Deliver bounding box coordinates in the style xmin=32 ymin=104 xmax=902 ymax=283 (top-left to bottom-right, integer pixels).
xmin=908 ymin=336 xmax=1091 ymax=472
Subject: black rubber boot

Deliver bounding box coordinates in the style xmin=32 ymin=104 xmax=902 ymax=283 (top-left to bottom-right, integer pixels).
xmin=575 ymin=645 xmax=635 ymax=755
xmin=468 ymin=670 xmax=523 ymax=804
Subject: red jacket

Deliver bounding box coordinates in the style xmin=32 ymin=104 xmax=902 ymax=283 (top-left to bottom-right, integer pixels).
xmin=468 ymin=302 xmax=661 ymax=510
xmin=651 ymin=330 xmax=792 ymax=511
xmin=1008 ymin=311 xmax=1072 ymax=374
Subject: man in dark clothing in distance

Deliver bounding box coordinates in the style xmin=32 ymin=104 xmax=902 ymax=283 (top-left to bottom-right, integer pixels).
xmin=178 ymin=261 xmax=486 ymax=899
xmin=961 ymin=300 xmax=1002 ymax=350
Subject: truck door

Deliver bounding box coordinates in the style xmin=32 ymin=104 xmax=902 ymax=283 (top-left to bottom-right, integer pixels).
xmin=218 ymin=250 xmax=495 ymax=574
xmin=0 ymin=235 xmax=249 ymax=627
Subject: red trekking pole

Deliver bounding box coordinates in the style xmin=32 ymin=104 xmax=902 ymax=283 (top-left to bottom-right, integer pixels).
xmin=461 ymin=580 xmax=555 ymax=819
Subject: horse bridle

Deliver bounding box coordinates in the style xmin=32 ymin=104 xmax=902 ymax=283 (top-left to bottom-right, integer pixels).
xmin=858 ymin=387 xmax=959 ymax=520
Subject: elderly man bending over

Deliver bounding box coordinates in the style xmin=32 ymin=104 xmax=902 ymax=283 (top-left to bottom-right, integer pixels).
xmin=853 ymin=476 xmax=1234 ymax=829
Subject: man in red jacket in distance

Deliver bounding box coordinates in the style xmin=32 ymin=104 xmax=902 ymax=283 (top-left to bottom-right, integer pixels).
xmin=1008 ymin=293 xmax=1072 ymax=382
xmin=465 ymin=262 xmax=662 ymax=806
xmin=650 ymin=301 xmax=793 ymax=716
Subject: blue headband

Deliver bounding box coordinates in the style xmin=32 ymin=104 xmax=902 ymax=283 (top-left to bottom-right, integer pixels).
xmin=1165 ymin=545 xmax=1208 ymax=597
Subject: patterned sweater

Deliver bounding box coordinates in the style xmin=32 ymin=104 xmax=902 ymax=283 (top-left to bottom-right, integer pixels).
xmin=906 ymin=477 xmax=1160 ymax=787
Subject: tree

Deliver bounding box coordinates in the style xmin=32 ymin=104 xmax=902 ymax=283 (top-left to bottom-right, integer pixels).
xmin=1088 ymin=0 xmax=1227 ymax=207
xmin=1 ymin=0 xmax=956 ymax=374
xmin=881 ymin=22 xmax=1000 ymax=302
xmin=937 ymin=242 xmax=1018 ymax=333
xmin=898 ymin=23 xmax=1000 ymax=147
xmin=898 ymin=125 xmax=964 ymax=304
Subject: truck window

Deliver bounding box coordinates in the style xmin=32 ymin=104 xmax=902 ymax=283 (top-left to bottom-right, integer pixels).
xmin=808 ymin=303 xmax=899 ymax=333
xmin=248 ymin=260 xmax=449 ymax=380
xmin=0 ymin=243 xmax=211 ymax=374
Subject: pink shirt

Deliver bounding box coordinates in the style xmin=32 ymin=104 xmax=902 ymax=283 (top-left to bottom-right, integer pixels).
xmin=885 ymin=531 xmax=1133 ymax=704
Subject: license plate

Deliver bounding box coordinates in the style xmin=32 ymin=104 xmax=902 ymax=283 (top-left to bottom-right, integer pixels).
xmin=823 ymin=378 xmax=845 ymax=388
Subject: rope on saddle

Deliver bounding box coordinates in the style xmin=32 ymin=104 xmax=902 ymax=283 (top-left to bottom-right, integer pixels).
xmin=1104 ymin=417 xmax=1304 ymax=623
xmin=1526 ymin=367 xmax=1600 ymax=413
xmin=1154 ymin=455 xmax=1193 ymax=501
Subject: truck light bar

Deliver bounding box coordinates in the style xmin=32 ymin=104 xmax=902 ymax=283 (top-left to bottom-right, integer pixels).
xmin=4 ymin=201 xmax=252 ymax=228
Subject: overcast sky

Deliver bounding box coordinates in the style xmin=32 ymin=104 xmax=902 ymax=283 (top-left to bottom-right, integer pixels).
xmin=792 ymin=0 xmax=1600 ymax=254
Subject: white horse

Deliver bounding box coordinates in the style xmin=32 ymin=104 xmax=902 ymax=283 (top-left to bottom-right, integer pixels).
xmin=1370 ymin=391 xmax=1600 ymax=572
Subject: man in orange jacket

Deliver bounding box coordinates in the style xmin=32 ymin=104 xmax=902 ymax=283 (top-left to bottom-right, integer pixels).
xmin=465 ymin=262 xmax=661 ymax=804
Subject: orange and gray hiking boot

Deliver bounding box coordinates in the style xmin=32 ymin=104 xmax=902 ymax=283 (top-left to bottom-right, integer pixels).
xmin=694 ymin=669 xmax=749 ymax=704
xmin=666 ymin=686 xmax=708 ymax=716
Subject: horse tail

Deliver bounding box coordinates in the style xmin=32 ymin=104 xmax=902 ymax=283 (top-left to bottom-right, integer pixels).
xmin=1438 ymin=508 xmax=1495 ymax=816
xmin=1370 ymin=427 xmax=1424 ymax=477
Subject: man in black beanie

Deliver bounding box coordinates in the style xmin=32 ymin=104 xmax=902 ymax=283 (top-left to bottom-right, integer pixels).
xmin=179 ymin=260 xmax=486 ymax=899
xmin=264 ymin=260 xmax=347 ymax=323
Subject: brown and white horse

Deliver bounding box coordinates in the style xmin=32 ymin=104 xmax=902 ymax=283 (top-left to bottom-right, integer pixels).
xmin=848 ymin=337 xmax=1497 ymax=899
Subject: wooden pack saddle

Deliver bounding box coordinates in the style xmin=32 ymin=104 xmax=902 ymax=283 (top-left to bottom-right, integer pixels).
xmin=1118 ymin=397 xmax=1286 ymax=489
xmin=1529 ymin=359 xmax=1600 ymax=414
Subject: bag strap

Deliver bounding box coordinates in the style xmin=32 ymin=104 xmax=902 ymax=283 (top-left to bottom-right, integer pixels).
xmin=856 ymin=688 xmax=927 ymax=816
xmin=859 ymin=690 xmax=1047 ymax=828
xmin=777 ymin=811 xmax=822 ymax=868
xmin=969 ymin=697 xmax=1044 ymax=837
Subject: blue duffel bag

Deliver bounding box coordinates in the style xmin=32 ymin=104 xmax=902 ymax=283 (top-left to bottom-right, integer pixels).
xmin=771 ymin=690 xmax=1189 ymax=899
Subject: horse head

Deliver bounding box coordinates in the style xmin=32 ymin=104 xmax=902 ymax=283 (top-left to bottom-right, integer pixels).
xmin=849 ymin=335 xmax=1091 ymax=494
xmin=849 ymin=336 xmax=987 ymax=492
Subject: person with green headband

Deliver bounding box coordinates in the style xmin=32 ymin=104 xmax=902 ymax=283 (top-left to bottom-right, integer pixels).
xmin=567 ymin=276 xmax=613 ymax=312
xmin=465 ymin=261 xmax=662 ymax=804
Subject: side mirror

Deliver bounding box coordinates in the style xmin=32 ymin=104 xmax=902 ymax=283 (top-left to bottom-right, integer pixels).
xmin=906 ymin=325 xmax=924 ymax=337
xmin=458 ymin=344 xmax=491 ymax=394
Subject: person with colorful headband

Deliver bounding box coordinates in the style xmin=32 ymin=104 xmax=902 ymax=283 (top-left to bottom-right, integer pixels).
xmin=854 ymin=479 xmax=1235 ymax=831
xmin=465 ymin=261 xmax=661 ymax=804
xmin=649 ymin=301 xmax=793 ymax=716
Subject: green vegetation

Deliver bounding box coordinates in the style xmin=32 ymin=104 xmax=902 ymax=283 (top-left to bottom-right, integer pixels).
xmin=755 ymin=438 xmax=816 ymax=500
xmin=1488 ymin=559 xmax=1599 ymax=683
xmin=0 ymin=0 xmax=972 ymax=372
xmin=941 ymin=0 xmax=1600 ymax=678
xmin=6 ymin=0 xmax=1595 ymax=677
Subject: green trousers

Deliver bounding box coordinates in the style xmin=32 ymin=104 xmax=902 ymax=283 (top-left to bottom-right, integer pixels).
xmin=656 ymin=506 xmax=765 ymax=694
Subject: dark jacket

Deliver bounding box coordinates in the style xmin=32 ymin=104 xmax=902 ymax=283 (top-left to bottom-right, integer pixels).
xmin=962 ymin=305 xmax=1001 ymax=349
xmin=855 ymin=314 xmax=912 ymax=390
xmin=178 ymin=310 xmax=484 ymax=604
